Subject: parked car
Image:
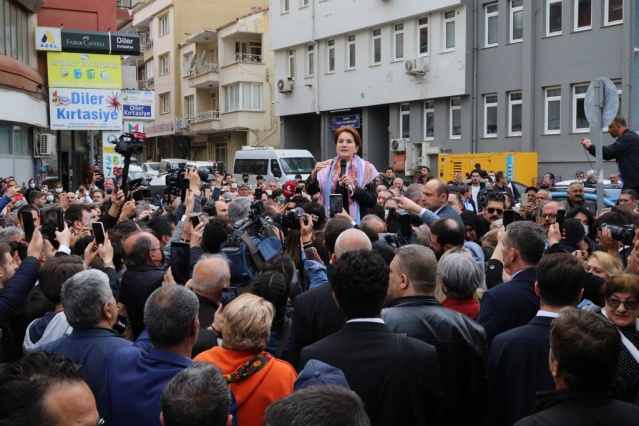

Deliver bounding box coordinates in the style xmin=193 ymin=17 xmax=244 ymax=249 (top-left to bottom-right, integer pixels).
xmin=549 ymin=191 xmax=616 ymax=208
xmin=142 ymin=162 xmax=160 ymax=179
xmin=149 ymin=158 xmax=189 ymax=197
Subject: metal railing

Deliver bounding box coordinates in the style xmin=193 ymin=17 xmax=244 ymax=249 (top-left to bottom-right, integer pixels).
xmin=234 ymin=53 xmax=262 ymax=63
xmin=144 ymin=39 xmax=154 ymax=51
xmin=191 ymin=110 xmax=220 ymax=123
xmin=191 ymin=63 xmax=219 ymax=77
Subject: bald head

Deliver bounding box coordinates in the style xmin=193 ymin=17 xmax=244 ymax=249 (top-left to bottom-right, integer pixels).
xmin=191 ymin=255 xmax=230 ymax=302
xmin=123 ymin=232 xmax=162 ymax=268
xmin=360 ymin=214 xmax=385 ymax=235
xmin=334 ymin=229 xmax=372 ymax=260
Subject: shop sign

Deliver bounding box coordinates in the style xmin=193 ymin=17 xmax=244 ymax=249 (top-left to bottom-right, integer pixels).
xmin=35 ymin=27 xmax=61 ymax=51
xmin=61 ymin=30 xmax=141 ymax=55
xmin=101 ymin=132 xmax=124 ymax=179
xmin=47 ymin=52 xmax=122 ymax=89
xmin=122 ymin=90 xmax=155 ymax=120
xmin=49 ymin=88 xmax=123 ymax=130
xmin=145 ymin=120 xmax=175 ymax=137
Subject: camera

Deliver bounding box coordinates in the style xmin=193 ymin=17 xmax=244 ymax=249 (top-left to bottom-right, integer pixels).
xmin=601 ymin=223 xmax=635 ymax=246
xmin=165 ymin=167 xmax=209 ymax=196
xmin=112 ymin=132 xmax=146 ymax=156
xmin=128 ymin=178 xmax=152 ymax=201
xmin=386 ymin=208 xmax=412 ymax=240
xmin=281 ymin=207 xmax=308 ymax=230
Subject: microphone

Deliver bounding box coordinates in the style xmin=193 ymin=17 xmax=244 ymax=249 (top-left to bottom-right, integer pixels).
xmin=339 ymin=159 xmax=347 ymax=178
xmin=282 ymin=181 xmax=297 ymax=198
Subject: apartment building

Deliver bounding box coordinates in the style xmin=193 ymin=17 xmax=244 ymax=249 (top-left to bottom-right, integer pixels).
xmin=131 ymin=0 xmax=269 ymax=160
xmin=271 ymin=0 xmax=635 ymax=180
xmin=178 ymin=8 xmax=279 ymax=164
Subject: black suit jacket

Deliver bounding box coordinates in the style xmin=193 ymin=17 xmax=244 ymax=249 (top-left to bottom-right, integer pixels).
xmin=121 ymin=264 xmax=166 ymax=339
xmin=484 ymin=315 xmax=555 ymax=426
xmin=478 ymin=267 xmax=539 ymax=343
xmin=288 ymin=283 xmax=346 ymax=370
xmin=300 ymin=321 xmax=444 ymax=426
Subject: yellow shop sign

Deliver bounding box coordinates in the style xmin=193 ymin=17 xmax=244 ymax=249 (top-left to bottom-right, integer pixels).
xmin=47 ymin=52 xmax=122 ymax=89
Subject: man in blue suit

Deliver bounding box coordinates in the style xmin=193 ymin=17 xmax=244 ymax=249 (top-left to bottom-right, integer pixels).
xmin=478 ymin=221 xmax=547 ymax=343
xmin=396 ymin=178 xmax=463 ymax=227
xmin=483 ymin=252 xmax=585 ymax=426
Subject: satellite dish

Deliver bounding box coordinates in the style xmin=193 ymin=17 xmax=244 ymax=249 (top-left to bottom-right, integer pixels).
xmin=585 ymin=77 xmax=619 ymax=128
xmin=186 ymin=54 xmax=196 ymax=72
xmin=200 ymin=50 xmax=207 ymax=65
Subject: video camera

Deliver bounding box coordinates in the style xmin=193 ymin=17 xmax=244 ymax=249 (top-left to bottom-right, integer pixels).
xmin=378 ymin=208 xmax=415 ymax=249
xmin=601 ymin=223 xmax=635 ymax=246
xmin=112 ymin=132 xmax=146 ymax=156
xmin=165 ymin=167 xmax=209 ymax=196
xmin=128 ymin=178 xmax=152 ymax=201
xmin=281 ymin=206 xmax=308 ymax=230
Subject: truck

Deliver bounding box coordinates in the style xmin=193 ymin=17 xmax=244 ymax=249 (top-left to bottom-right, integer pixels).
xmin=438 ymin=152 xmax=538 ymax=187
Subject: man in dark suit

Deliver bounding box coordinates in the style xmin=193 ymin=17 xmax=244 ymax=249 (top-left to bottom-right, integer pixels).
xmin=396 ymin=178 xmax=463 ymax=227
xmin=484 ymin=253 xmax=585 ymax=426
xmin=300 ymin=250 xmax=443 ymax=426
xmin=477 ymin=221 xmax=547 ymax=343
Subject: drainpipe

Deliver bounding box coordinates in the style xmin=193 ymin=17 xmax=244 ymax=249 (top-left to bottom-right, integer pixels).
xmin=312 ymin=0 xmax=320 ymax=115
xmin=471 ymin=0 xmax=478 ymax=154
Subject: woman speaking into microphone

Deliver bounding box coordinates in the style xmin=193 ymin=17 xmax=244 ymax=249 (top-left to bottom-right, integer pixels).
xmin=306 ymin=126 xmax=378 ymax=223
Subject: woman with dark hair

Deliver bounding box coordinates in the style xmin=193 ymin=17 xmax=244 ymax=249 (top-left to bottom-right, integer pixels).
xmin=567 ymin=206 xmax=596 ymax=242
xmin=252 ymin=271 xmax=291 ymax=359
xmin=539 ymin=172 xmax=555 ymax=189
xmin=306 ymin=126 xmax=378 ymax=223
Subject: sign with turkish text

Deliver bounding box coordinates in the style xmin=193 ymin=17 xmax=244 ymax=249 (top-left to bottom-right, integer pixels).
xmin=47 ymin=52 xmax=122 ymax=89
xmin=60 ymin=30 xmax=141 ymax=55
xmin=101 ymin=132 xmax=124 ymax=179
xmin=332 ymin=114 xmax=361 ymax=131
xmin=35 ymin=27 xmax=61 ymax=51
xmin=122 ymin=90 xmax=155 ymax=120
xmin=49 ymin=88 xmax=123 ymax=130
xmin=145 ymin=120 xmax=175 ymax=137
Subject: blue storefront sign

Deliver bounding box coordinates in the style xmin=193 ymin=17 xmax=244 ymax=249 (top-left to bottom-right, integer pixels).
xmin=332 ymin=114 xmax=361 ymax=130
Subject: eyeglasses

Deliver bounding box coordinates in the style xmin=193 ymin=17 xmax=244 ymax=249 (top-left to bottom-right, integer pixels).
xmin=541 ymin=213 xmax=557 ymax=219
xmin=606 ymin=298 xmax=639 ymax=310
xmin=486 ymin=208 xmax=504 ymax=215
xmin=149 ymin=247 xmax=161 ymax=253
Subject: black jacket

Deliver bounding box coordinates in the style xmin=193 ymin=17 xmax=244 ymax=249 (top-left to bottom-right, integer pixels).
xmin=121 ymin=264 xmax=165 ymax=339
xmin=382 ymin=296 xmax=488 ymax=426
xmin=514 ymin=389 xmax=639 ymax=425
xmin=587 ymin=128 xmax=639 ymax=190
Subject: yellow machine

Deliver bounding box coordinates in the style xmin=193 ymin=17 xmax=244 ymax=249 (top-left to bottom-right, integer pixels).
xmin=438 ymin=152 xmax=538 ymax=187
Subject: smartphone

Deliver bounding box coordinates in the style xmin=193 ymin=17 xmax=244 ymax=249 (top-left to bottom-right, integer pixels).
xmin=189 ymin=214 xmax=200 ymax=228
xmin=556 ymin=209 xmax=566 ymax=230
xmin=503 ymin=210 xmax=516 ymax=228
xmin=254 ymin=187 xmax=262 ymax=200
xmin=170 ymin=241 xmax=191 ymax=285
xmin=295 ymin=186 xmax=303 ymax=195
xmin=181 ymin=178 xmax=190 ymax=203
xmin=521 ymin=193 xmax=528 ymax=206
xmin=56 ymin=209 xmax=65 ymax=232
xmin=221 ymin=287 xmax=238 ymax=307
xmin=92 ymin=222 xmax=105 ymax=245
xmin=329 ymin=194 xmax=343 ymax=218
xmin=20 ymin=211 xmax=35 ymax=242
xmin=212 ymin=186 xmax=221 ymax=201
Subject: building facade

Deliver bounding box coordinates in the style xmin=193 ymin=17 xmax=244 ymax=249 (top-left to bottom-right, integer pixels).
xmin=271 ymin=0 xmax=635 ymax=184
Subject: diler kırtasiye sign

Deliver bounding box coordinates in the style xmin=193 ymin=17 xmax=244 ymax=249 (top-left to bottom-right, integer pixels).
xmin=49 ymin=88 xmax=123 ymax=131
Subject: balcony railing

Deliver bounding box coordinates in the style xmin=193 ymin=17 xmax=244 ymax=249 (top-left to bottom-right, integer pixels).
xmin=234 ymin=53 xmax=262 ymax=63
xmin=190 ymin=63 xmax=219 ymax=77
xmin=144 ymin=39 xmax=154 ymax=51
xmin=191 ymin=110 xmax=220 ymax=123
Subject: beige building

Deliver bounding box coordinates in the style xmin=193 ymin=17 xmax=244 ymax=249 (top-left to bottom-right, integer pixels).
xmin=179 ymin=7 xmax=279 ymax=163
xmin=130 ymin=0 xmax=269 ymax=161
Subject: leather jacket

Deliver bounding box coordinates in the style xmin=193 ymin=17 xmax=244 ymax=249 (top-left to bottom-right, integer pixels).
xmin=382 ymin=295 xmax=488 ymax=426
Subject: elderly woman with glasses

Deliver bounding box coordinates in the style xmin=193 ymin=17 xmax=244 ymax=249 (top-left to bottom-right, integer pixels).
xmin=602 ymin=274 xmax=639 ymax=403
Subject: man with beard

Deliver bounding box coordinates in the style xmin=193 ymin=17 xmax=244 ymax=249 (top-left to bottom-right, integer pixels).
xmin=558 ymin=182 xmax=595 ymax=215
xmin=480 ymin=193 xmax=506 ymax=234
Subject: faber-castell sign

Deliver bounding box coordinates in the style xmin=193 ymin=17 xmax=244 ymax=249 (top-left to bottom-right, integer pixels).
xmin=49 ymin=88 xmax=123 ymax=131
xmin=60 ymin=30 xmax=140 ymax=55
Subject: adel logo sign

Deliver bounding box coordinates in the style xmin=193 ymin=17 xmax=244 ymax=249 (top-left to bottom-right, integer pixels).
xmin=49 ymin=88 xmax=123 ymax=131
xmin=35 ymin=27 xmax=61 ymax=51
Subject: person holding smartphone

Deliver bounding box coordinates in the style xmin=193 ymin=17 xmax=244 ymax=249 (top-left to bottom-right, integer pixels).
xmin=305 ymin=126 xmax=378 ymax=224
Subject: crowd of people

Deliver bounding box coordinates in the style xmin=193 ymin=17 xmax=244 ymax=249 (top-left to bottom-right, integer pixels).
xmin=1 ymin=123 xmax=639 ymax=425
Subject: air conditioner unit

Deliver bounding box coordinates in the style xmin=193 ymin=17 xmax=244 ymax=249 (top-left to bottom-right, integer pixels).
xmin=390 ymin=138 xmax=407 ymax=152
xmin=405 ymin=57 xmax=429 ymax=75
xmin=34 ymin=133 xmax=57 ymax=157
xmin=277 ymin=78 xmax=293 ymax=93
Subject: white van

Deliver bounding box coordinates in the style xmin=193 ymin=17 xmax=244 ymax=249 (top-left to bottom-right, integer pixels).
xmin=232 ymin=147 xmax=316 ymax=183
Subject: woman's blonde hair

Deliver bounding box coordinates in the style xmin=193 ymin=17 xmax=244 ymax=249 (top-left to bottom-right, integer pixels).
xmin=587 ymin=251 xmax=623 ymax=278
xmin=222 ymin=293 xmax=274 ymax=353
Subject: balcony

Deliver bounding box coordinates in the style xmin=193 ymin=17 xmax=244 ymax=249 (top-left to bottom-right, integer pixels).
xmin=143 ymin=39 xmax=154 ymax=61
xmin=190 ymin=110 xmax=222 ymax=134
xmin=137 ymin=76 xmax=154 ymax=89
xmin=231 ymin=53 xmax=262 ymax=65
xmin=188 ymin=63 xmax=220 ymax=89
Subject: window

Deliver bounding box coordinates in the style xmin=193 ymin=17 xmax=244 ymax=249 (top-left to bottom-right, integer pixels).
xmin=485 ymin=4 xmax=498 ymax=47
xmin=400 ymin=103 xmax=410 ymax=139
xmin=159 ymin=14 xmax=169 ymax=36
xmin=508 ymin=92 xmax=522 ymax=136
xmin=300 ymin=0 xmax=309 ymax=7
xmin=393 ymin=23 xmax=404 ymax=61
xmin=160 ymin=53 xmax=169 ymax=75
xmin=235 ymin=41 xmax=262 ymax=63
xmin=484 ymin=94 xmax=498 ymax=137
xmin=546 ymin=0 xmax=562 ymax=36
xmin=544 ymin=87 xmax=561 ymax=134
xmin=224 ymin=83 xmax=262 ymax=112
xmin=371 ymin=29 xmax=382 ymax=65
xmin=424 ymin=100 xmax=434 ymax=140
xmin=282 ymin=0 xmax=289 ymax=13
xmin=443 ymin=11 xmax=455 ymax=51
xmin=418 ymin=17 xmax=429 ymax=56
xmin=288 ymin=49 xmax=296 ymax=79
xmin=215 ymin=142 xmax=227 ymax=165
xmin=605 ymin=0 xmax=623 ymax=25
xmin=306 ymin=44 xmax=315 ymax=76
xmin=573 ymin=84 xmax=589 ymax=132
xmin=327 ymin=39 xmax=335 ymax=73
xmin=346 ymin=35 xmax=356 ymax=69
xmin=0 ymin=2 xmax=29 ymax=61
xmin=510 ymin=0 xmax=523 ymax=43
xmin=160 ymin=93 xmax=170 ymax=114
xmin=450 ymin=98 xmax=461 ymax=139
xmin=575 ymin=0 xmax=591 ymax=31
xmin=185 ymin=95 xmax=194 ymax=119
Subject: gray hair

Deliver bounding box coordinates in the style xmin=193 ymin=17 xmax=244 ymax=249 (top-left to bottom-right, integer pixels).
xmin=135 ymin=202 xmax=151 ymax=217
xmin=395 ymin=245 xmax=437 ymax=294
xmin=586 ymin=170 xmax=597 ymax=180
xmin=61 ymin=269 xmax=112 ymax=329
xmin=505 ymin=221 xmax=547 ymax=266
xmin=228 ymin=197 xmax=252 ymax=224
xmin=404 ymin=184 xmax=424 ymax=203
xmin=568 ymin=181 xmax=584 ymax=189
xmin=124 ymin=233 xmax=155 ymax=267
xmin=143 ymin=286 xmax=199 ymax=349
xmin=162 ymin=362 xmax=230 ymax=426
xmin=0 ymin=227 xmax=24 ymax=245
xmin=191 ymin=254 xmax=231 ymax=299
xmin=438 ymin=250 xmax=482 ymax=299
